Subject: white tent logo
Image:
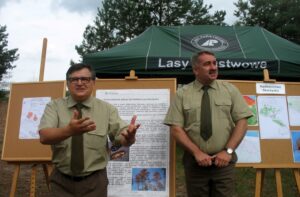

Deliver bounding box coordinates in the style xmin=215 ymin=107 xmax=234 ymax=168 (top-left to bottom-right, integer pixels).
xmin=201 ymin=39 xmax=218 ymax=46
xmin=191 ymin=34 xmax=229 ymax=51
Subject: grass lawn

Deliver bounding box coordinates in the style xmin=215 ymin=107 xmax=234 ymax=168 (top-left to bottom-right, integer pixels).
xmin=175 ymin=145 xmax=299 ymax=197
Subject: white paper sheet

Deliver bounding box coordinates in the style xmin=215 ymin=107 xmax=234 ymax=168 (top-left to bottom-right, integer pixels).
xmin=287 ymin=96 xmax=300 ymax=126
xmin=257 ymin=96 xmax=290 ymax=139
xmin=236 ymin=131 xmax=261 ymax=163
xmin=19 ymin=97 xmax=51 ymax=139
xmin=96 ymin=89 xmax=170 ymax=197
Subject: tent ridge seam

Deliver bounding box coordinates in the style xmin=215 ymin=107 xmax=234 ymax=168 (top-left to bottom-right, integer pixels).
xmin=178 ymin=26 xmax=181 ymax=57
xmin=145 ymin=27 xmax=154 ymax=71
xmin=261 ymin=28 xmax=281 ymax=74
xmin=233 ymin=26 xmax=246 ymax=58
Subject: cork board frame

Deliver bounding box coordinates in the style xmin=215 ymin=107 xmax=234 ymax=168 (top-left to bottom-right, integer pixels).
xmin=1 ymin=81 xmax=66 ymax=161
xmin=227 ymin=80 xmax=300 ymax=168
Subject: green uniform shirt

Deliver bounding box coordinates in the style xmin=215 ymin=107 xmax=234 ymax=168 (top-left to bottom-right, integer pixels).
xmin=164 ymin=80 xmax=252 ymax=154
xmin=39 ymin=96 xmax=128 ymax=176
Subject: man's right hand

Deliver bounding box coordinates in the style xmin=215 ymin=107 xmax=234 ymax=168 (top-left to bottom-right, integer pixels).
xmin=68 ymin=109 xmax=96 ymax=135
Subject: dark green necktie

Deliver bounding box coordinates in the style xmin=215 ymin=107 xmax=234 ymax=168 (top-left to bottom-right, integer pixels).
xmin=200 ymin=86 xmax=212 ymax=141
xmin=71 ymin=103 xmax=84 ymax=174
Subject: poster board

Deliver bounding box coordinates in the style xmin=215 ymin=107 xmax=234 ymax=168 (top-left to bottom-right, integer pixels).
xmin=227 ymin=80 xmax=300 ymax=168
xmin=93 ymin=78 xmax=176 ymax=197
xmin=1 ymin=81 xmax=66 ymax=161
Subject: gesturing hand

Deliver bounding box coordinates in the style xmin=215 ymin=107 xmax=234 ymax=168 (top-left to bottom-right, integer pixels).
xmin=69 ymin=109 xmax=96 ymax=135
xmin=121 ymin=115 xmax=140 ymax=146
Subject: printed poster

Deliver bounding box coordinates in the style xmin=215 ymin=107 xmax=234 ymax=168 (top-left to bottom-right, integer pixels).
xmin=243 ymin=95 xmax=258 ymax=126
xmin=287 ymin=96 xmax=300 ymax=126
xmin=236 ymin=130 xmax=261 ymax=163
xmin=257 ymin=96 xmax=290 ymax=139
xmin=96 ymin=89 xmax=170 ymax=197
xmin=19 ymin=97 xmax=51 ymax=139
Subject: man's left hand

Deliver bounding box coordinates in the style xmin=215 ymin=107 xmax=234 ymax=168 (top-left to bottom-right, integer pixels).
xmin=121 ymin=115 xmax=140 ymax=146
xmin=213 ymin=150 xmax=232 ymax=167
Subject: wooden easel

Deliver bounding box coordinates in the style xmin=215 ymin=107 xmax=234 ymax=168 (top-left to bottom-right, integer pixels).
xmin=5 ymin=38 xmax=53 ymax=197
xmin=9 ymin=162 xmax=52 ymax=197
xmin=254 ymin=167 xmax=300 ymax=197
xmin=253 ymin=69 xmax=300 ymax=197
xmin=293 ymin=169 xmax=300 ymax=194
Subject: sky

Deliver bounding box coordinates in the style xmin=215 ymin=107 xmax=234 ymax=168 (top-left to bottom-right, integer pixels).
xmin=1 ymin=0 xmax=237 ymax=84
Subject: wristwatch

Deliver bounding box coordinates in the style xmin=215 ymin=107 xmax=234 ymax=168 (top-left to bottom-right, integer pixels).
xmin=224 ymin=147 xmax=234 ymax=155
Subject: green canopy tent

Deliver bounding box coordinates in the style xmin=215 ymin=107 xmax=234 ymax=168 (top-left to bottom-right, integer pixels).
xmin=83 ymin=25 xmax=300 ymax=83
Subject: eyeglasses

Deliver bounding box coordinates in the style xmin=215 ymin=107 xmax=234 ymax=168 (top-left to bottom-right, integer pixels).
xmin=68 ymin=77 xmax=92 ymax=84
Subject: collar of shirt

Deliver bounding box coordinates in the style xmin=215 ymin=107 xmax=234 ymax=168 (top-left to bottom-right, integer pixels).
xmin=194 ymin=79 xmax=218 ymax=91
xmin=67 ymin=96 xmax=93 ymax=109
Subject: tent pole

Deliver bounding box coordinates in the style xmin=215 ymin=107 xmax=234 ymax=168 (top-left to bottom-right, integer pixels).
xmin=125 ymin=70 xmax=138 ymax=80
xmin=263 ymin=69 xmax=276 ymax=83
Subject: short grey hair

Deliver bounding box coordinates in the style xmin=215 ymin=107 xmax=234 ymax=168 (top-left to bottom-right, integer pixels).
xmin=191 ymin=51 xmax=215 ymax=68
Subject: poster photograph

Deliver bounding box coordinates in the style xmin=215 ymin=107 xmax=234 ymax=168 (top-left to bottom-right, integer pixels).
xmin=132 ymin=168 xmax=166 ymax=191
xmin=291 ymin=131 xmax=300 ymax=163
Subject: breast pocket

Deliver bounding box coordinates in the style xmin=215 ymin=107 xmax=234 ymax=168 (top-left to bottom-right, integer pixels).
xmin=183 ymin=104 xmax=199 ymax=126
xmin=215 ymin=99 xmax=232 ymax=118
xmin=85 ymin=129 xmax=107 ymax=151
xmin=52 ymin=143 xmax=68 ymax=163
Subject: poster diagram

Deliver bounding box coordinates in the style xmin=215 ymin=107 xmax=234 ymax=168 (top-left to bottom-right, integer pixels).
xmin=236 ymin=130 xmax=261 ymax=163
xmin=257 ymin=96 xmax=290 ymax=139
xmin=243 ymin=95 xmax=258 ymax=126
xmin=287 ymin=96 xmax=300 ymax=126
xmin=291 ymin=131 xmax=300 ymax=163
xmin=19 ymin=97 xmax=51 ymax=139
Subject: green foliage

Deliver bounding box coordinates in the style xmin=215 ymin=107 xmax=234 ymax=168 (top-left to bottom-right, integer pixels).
xmin=234 ymin=0 xmax=300 ymax=44
xmin=75 ymin=0 xmax=226 ymax=58
xmin=186 ymin=0 xmax=226 ymax=25
xmin=0 ymin=90 xmax=8 ymax=101
xmin=0 ymin=25 xmax=19 ymax=82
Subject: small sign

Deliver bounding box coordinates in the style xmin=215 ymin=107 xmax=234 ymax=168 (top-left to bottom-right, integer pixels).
xmin=256 ymin=83 xmax=286 ymax=94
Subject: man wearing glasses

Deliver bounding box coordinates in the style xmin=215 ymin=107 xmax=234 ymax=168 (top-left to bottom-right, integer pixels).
xmin=39 ymin=63 xmax=140 ymax=197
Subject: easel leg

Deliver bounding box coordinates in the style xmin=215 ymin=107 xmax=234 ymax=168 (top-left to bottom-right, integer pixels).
xmin=10 ymin=164 xmax=20 ymax=197
xmin=42 ymin=164 xmax=51 ymax=191
xmin=293 ymin=168 xmax=300 ymax=194
xmin=275 ymin=169 xmax=283 ymax=197
xmin=30 ymin=164 xmax=37 ymax=197
xmin=255 ymin=169 xmax=264 ymax=197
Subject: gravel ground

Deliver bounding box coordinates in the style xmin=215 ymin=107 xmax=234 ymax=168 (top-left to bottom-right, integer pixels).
xmin=0 ymin=101 xmax=51 ymax=197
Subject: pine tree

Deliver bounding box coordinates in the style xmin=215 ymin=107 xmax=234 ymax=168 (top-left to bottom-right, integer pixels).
xmin=0 ymin=25 xmax=19 ymax=82
xmin=75 ymin=0 xmax=226 ymax=58
xmin=234 ymin=0 xmax=300 ymax=44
